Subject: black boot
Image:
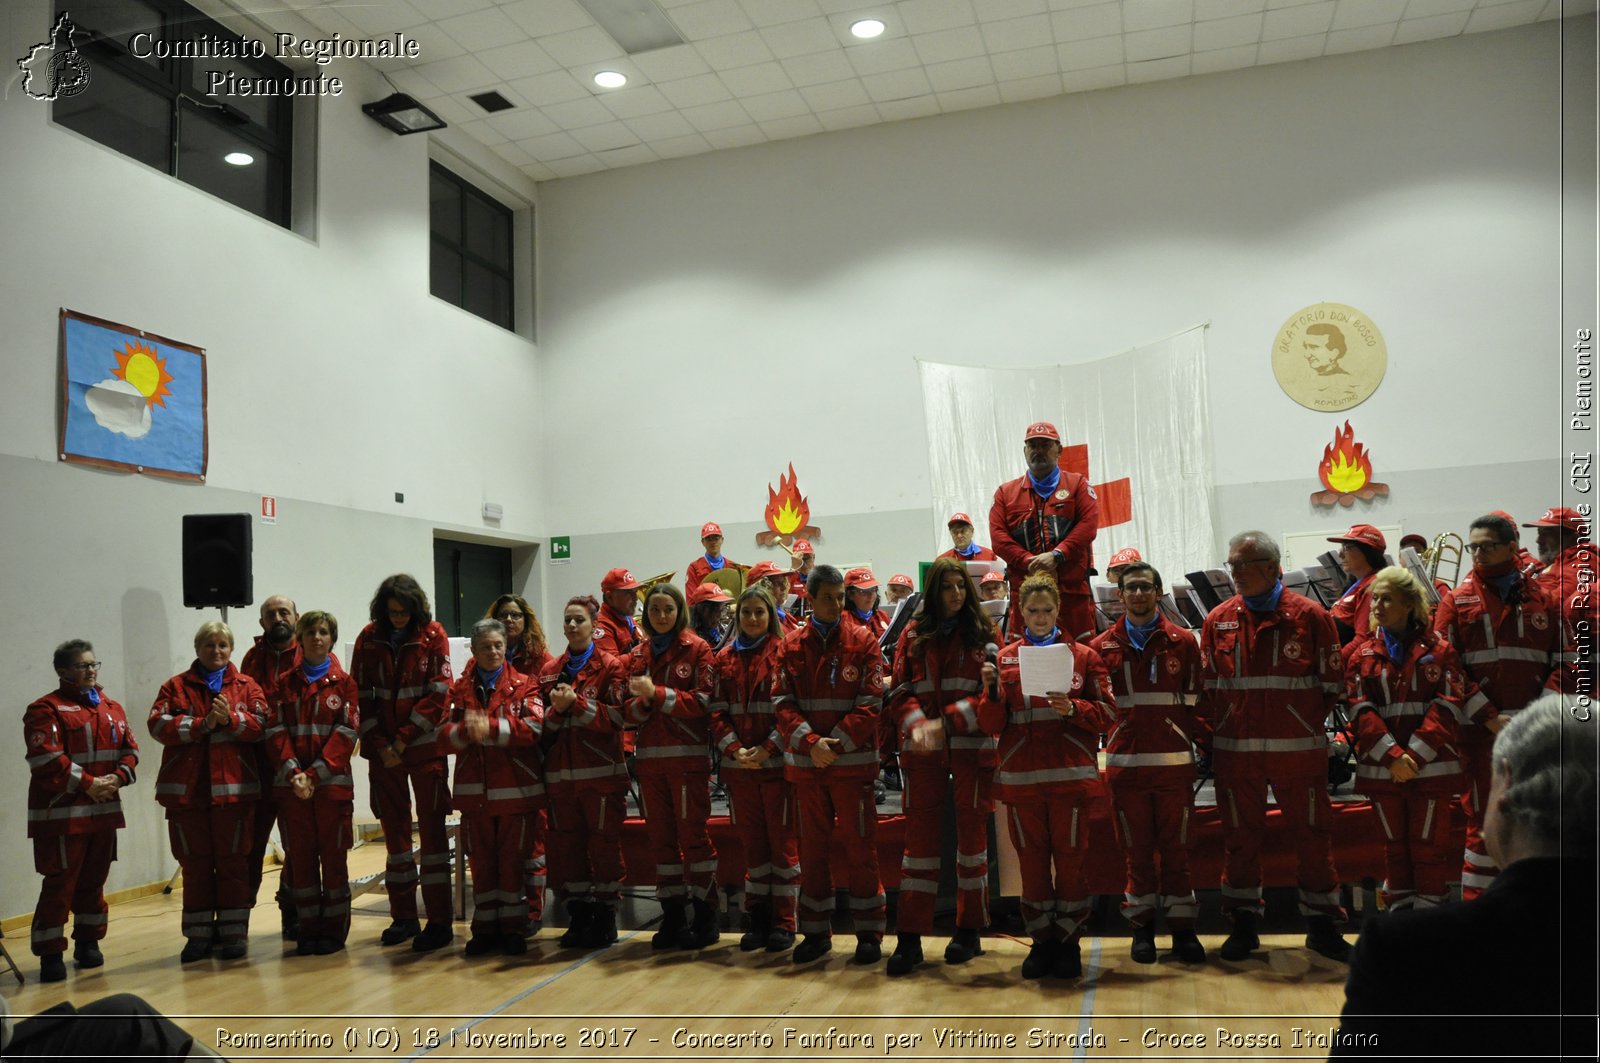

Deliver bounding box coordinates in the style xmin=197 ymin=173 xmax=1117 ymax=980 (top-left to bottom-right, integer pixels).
xmin=559 ymin=902 xmax=593 ymax=948
xmin=1304 ymin=915 xmax=1352 ymax=962
xmin=944 ymin=927 xmax=983 ymax=964
xmin=279 ymin=890 xmax=298 ymax=942
xmin=765 ymin=926 xmax=796 ymax=953
xmin=1053 ymin=938 xmax=1083 ymax=979
xmin=1218 ymin=909 xmax=1260 ymax=961
xmin=39 ymin=954 xmax=66 ymax=982
xmin=652 ymin=901 xmax=686 ymax=951
xmin=678 ymin=899 xmax=721 ymax=949
xmin=851 ymin=934 xmax=882 ymax=965
xmin=73 ymin=941 xmax=104 ymax=969
xmin=792 ymin=934 xmax=832 ymax=963
xmin=1171 ymin=928 xmax=1207 ymax=964
xmin=411 ymin=923 xmax=454 ymax=952
xmin=1020 ymin=938 xmax=1055 ymax=979
xmin=1130 ymin=924 xmax=1157 ymax=964
xmin=885 ymin=933 xmax=923 ymax=977
xmin=741 ymin=904 xmax=772 ymax=952
xmin=380 ymin=917 xmax=419 ymax=946
xmin=588 ymin=905 xmax=619 ymax=948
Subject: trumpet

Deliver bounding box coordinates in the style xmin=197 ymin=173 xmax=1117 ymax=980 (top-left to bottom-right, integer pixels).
xmin=1422 ymin=532 xmax=1465 ymax=591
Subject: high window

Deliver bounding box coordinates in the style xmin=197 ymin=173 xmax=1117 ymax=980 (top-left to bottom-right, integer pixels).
xmin=429 ymin=162 xmax=515 ymax=331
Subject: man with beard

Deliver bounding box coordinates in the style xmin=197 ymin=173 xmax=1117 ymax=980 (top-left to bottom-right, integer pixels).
xmin=240 ymin=594 xmax=301 ymax=939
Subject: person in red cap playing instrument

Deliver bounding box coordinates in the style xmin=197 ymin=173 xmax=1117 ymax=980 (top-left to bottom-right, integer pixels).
xmin=1105 ymin=547 xmax=1142 ymax=585
xmin=688 ymin=580 xmax=734 ymax=648
xmin=885 ymin=574 xmax=915 ymax=607
xmin=977 ymin=570 xmax=1008 ymax=603
xmin=747 ymin=561 xmax=802 ymax=633
xmin=989 ymin=421 xmax=1100 ymax=642
xmin=786 ymin=539 xmax=816 ymax=607
xmin=1399 ymin=534 xmax=1453 ymax=600
xmin=1524 ymin=507 xmax=1597 ymax=690
xmin=843 ymin=568 xmax=890 ymax=642
xmin=940 ymin=513 xmax=998 ymax=562
xmin=1489 ymin=510 xmax=1541 ymax=577
xmin=686 ymin=523 xmax=743 ymax=591
xmin=1328 ymin=524 xmax=1388 ymax=646
xmin=596 ymin=568 xmax=643 ymax=657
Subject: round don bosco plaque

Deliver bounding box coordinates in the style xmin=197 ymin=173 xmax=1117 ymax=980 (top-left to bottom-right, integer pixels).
xmin=1271 ymin=302 xmax=1387 ymax=413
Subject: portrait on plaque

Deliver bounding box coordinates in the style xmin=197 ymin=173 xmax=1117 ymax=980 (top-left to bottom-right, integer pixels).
xmin=1271 ymin=302 xmax=1387 ymax=412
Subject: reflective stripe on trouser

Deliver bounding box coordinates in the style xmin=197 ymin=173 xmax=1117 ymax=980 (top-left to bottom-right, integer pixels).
xmin=1214 ymin=766 xmax=1344 ymax=921
xmin=1004 ymin=797 xmax=1091 ymax=943
xmin=524 ymin=807 xmax=548 ymax=924
xmin=1368 ymin=791 xmax=1454 ymax=910
xmin=464 ymin=810 xmax=535 ymax=939
xmin=896 ymin=756 xmax=993 ymax=933
xmin=30 ymin=831 xmax=117 ymax=955
xmin=279 ymin=795 xmax=354 ymax=943
xmin=167 ymin=804 xmax=257 ymax=944
xmin=794 ymin=776 xmax=884 ymax=938
xmin=1108 ymin=777 xmax=1197 ymax=927
xmin=1457 ymin=734 xmax=1499 ymax=901
xmin=638 ymin=773 xmax=718 ymax=902
xmin=725 ymin=771 xmax=800 ymax=932
xmin=368 ymin=758 xmax=453 ymax=924
xmin=547 ymin=788 xmax=627 ymax=905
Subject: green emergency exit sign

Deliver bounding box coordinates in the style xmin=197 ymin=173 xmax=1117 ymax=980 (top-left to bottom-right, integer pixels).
xmin=550 ymin=536 xmax=571 ymax=563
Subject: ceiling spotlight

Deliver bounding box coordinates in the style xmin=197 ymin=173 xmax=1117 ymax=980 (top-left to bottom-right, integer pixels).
xmin=850 ymin=18 xmax=885 ymax=38
xmin=223 ymin=151 xmax=254 ymax=166
xmin=593 ymin=70 xmax=627 ymax=88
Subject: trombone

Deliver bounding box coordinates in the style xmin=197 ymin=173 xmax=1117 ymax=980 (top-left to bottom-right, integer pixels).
xmin=1421 ymin=533 xmax=1465 ymax=600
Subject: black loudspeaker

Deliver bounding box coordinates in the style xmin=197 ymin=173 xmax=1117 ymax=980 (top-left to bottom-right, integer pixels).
xmin=182 ymin=513 xmax=252 ymax=608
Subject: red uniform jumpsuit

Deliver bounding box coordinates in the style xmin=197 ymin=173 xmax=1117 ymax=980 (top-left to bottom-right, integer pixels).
xmin=1330 ymin=574 xmax=1376 ymax=646
xmin=508 ymin=648 xmax=555 ymax=929
xmin=709 ymin=634 xmax=799 ymax=932
xmin=539 ymin=646 xmax=629 ymax=908
xmin=25 ymin=683 xmax=138 ymax=957
xmin=1432 ymin=571 xmax=1569 ymax=898
xmin=939 ymin=545 xmax=999 ymax=562
xmin=887 ymin=624 xmax=996 ymax=935
xmin=595 ymin=606 xmax=640 ymax=658
xmin=989 ymin=472 xmax=1100 ymax=641
xmin=1343 ymin=628 xmax=1468 ymax=909
xmin=975 ymin=634 xmax=1114 ymax=943
xmin=1533 ymin=542 xmax=1598 ymax=691
xmin=1199 ymin=589 xmax=1346 ymax=921
xmin=773 ymin=621 xmax=887 ymax=940
xmin=686 ymin=555 xmax=740 ymax=590
xmin=350 ymin=620 xmax=455 ymax=928
xmin=265 ymin=661 xmax=358 ymax=943
xmin=149 ymin=664 xmax=268 ymax=946
xmin=625 ymin=630 xmax=718 ymax=903
xmin=440 ymin=666 xmax=546 ymax=941
xmin=1090 ymin=616 xmax=1207 ymax=929
xmin=239 ymin=637 xmax=300 ymax=912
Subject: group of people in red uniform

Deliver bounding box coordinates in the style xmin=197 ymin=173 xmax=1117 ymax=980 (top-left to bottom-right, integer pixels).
xmin=22 ymin=415 xmax=1589 ymax=988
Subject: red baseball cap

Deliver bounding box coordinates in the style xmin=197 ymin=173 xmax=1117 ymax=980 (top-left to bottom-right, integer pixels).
xmin=1328 ymin=524 xmax=1387 ymax=550
xmin=1399 ymin=534 xmax=1429 ymax=551
xmin=746 ymin=560 xmax=786 ymax=583
xmin=700 ymin=522 xmax=722 ymax=539
xmin=600 ymin=567 xmax=641 ymax=592
xmin=888 ymin=573 xmax=914 ymax=590
xmin=1490 ymin=510 xmax=1517 ymax=524
xmin=791 ymin=539 xmax=814 ymax=556
xmin=1024 ymin=421 xmax=1060 ymax=443
xmin=1523 ymin=507 xmax=1588 ymax=535
xmin=947 ymin=512 xmax=974 ymax=528
xmin=845 ymin=567 xmax=879 ymax=589
xmin=1107 ymin=547 xmax=1142 ymax=569
xmin=979 ymin=571 xmax=1006 ymax=585
xmin=687 ymin=582 xmax=733 ymax=605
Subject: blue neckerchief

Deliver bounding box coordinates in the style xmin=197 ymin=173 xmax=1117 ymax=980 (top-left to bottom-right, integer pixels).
xmin=698 ymin=626 xmax=724 ymax=645
xmin=1125 ymin=614 xmax=1161 ymax=654
xmin=1023 ymin=626 xmax=1059 ymax=646
xmin=938 ymin=617 xmax=959 ymax=637
xmin=475 ymin=664 xmax=504 ymax=691
xmin=201 ymin=664 xmax=227 ymax=693
xmin=851 ymin=607 xmax=875 ymax=622
xmin=650 ymin=631 xmax=676 ymax=656
xmin=1027 ymin=466 xmax=1062 ymax=498
xmin=301 ymin=657 xmax=332 ymax=683
xmin=560 ymin=642 xmax=595 ymax=683
xmin=1380 ymin=625 xmax=1410 ymax=662
xmin=1488 ymin=572 xmax=1519 ymax=598
xmin=1242 ymin=580 xmax=1284 ymax=614
xmin=776 ymin=608 xmax=789 ymax=624
xmin=387 ymin=625 xmax=407 ymax=648
xmin=809 ymin=616 xmax=839 ymax=640
xmin=956 ymin=542 xmax=981 ymax=558
xmin=84 ymin=686 xmax=102 ymax=707
xmin=704 ymin=553 xmax=726 ymax=571
xmin=733 ymin=632 xmax=768 ymax=652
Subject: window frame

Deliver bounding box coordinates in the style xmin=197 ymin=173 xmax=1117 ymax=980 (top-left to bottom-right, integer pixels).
xmin=429 ymin=160 xmax=517 ymax=333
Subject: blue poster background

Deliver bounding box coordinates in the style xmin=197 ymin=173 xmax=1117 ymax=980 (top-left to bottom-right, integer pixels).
xmin=62 ymin=318 xmax=206 ymax=477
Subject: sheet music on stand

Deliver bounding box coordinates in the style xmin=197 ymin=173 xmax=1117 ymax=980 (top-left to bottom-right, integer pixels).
xmin=1156 ymin=592 xmax=1195 ymax=629
xmin=1400 ymin=547 xmax=1439 ymax=605
xmin=1283 ymin=568 xmax=1316 ymax=601
xmin=980 ymin=598 xmax=1008 ymax=622
xmin=882 ymin=592 xmax=921 ymax=656
xmin=1171 ymin=585 xmax=1209 ymax=628
xmin=1092 ymin=582 xmax=1123 ymax=634
xmin=1185 ymin=569 xmax=1234 ymax=613
xmin=1306 ymin=552 xmax=1350 ymax=608
xmin=962 ymin=559 xmax=1006 ymax=580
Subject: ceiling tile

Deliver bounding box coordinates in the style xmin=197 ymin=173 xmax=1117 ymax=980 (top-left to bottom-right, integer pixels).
xmin=1060 ymin=62 xmax=1126 ymax=89
xmin=696 ymin=29 xmax=777 ymax=69
xmin=597 ymin=84 xmax=676 ymax=117
xmin=912 ymin=25 xmax=988 ymax=61
xmin=799 ymin=77 xmax=873 ymax=108
xmin=340 ymin=0 xmax=429 ymax=34
xmin=1463 ymin=0 xmax=1542 ymax=31
xmin=1195 ymin=0 xmax=1267 ymax=18
xmin=499 ymin=0 xmax=598 ymax=36
xmin=657 ymin=72 xmax=736 ymax=105
xmin=973 ymin=0 xmax=1049 ymax=18
xmin=846 ymin=38 xmax=925 ymax=74
xmin=818 ymin=102 xmax=882 ymax=128
xmin=782 ymin=49 xmax=859 ymax=84
xmin=632 ymin=45 xmax=714 ymax=79
xmin=981 ymin=13 xmax=1053 ymax=50
xmin=1126 ymin=52 xmax=1191 ymax=77
xmin=1265 ymin=0 xmax=1324 ymax=11
xmin=740 ymin=0 xmax=826 ymax=25
xmin=989 ymin=42 xmax=1058 ymax=76
xmin=1330 ymin=0 xmax=1407 ymax=27
xmin=937 ymin=83 xmax=1002 ymax=108
xmin=1390 ymin=10 xmax=1468 ymax=38
xmin=570 ymin=121 xmax=641 ymax=150
xmin=652 ymin=132 xmax=715 ymax=156
xmin=543 ymin=95 xmax=615 ymax=128
xmin=384 ymin=67 xmax=444 ymax=98
xmin=862 ymin=66 xmax=936 ymax=98
xmin=1052 ymin=4 xmax=1124 ymax=40
xmin=418 ymin=93 xmax=478 ymax=125
xmin=546 ymin=155 xmax=608 ymax=177
xmin=1262 ymin=1 xmax=1335 ymax=37
xmin=1324 ymin=21 xmax=1396 ymax=48
xmin=410 ymin=0 xmax=497 ymax=19
xmin=681 ymin=98 xmax=756 ymax=129
xmin=924 ymin=55 xmax=994 ymax=89
xmin=1256 ymin=31 xmax=1327 ymax=58
xmin=598 ymin=144 xmax=661 ymax=167
xmin=669 ymin=0 xmax=757 ymax=39
xmin=739 ymin=88 xmax=813 ymax=119
xmin=388 ymin=21 xmax=467 ymax=61
xmin=437 ymin=6 xmax=525 ymax=50
xmin=1048 ymin=0 xmax=1115 ymax=10
xmin=490 ymin=141 xmax=534 ymax=166
xmin=760 ymin=17 xmax=841 ymax=56
xmin=1402 ymin=0 xmax=1475 ymax=13
xmin=1192 ymin=41 xmax=1258 ymax=67
xmin=507 ymin=69 xmax=592 ymax=104
xmin=453 ymin=120 xmax=506 ymax=147
xmin=717 ymin=60 xmax=795 ymax=94
xmin=875 ymin=94 xmax=942 ymax=119
xmin=759 ymin=114 xmax=826 ymax=139
xmin=896 ymin=0 xmax=979 ymax=33
xmin=1122 ymin=0 xmax=1196 ymax=29
xmin=541 ymin=26 xmax=625 ymax=64
xmin=414 ymin=54 xmax=501 ymax=92
xmin=702 ymin=124 xmax=769 ymax=147
xmin=623 ymin=110 xmax=699 ymax=138
xmin=1125 ymin=23 xmax=1192 ymax=56
xmin=483 ymin=108 xmax=563 ymax=139
xmin=1193 ymin=13 xmax=1261 ymax=47
xmin=1057 ymin=33 xmax=1125 ymax=66
xmin=475 ymin=39 xmax=562 ymax=80
xmin=518 ymin=130 xmax=587 ymax=159
xmin=521 ymin=160 xmax=559 ymax=181
xmin=997 ymin=72 xmax=1063 ymax=98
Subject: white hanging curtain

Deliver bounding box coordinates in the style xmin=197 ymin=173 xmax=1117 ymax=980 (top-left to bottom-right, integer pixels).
xmin=918 ymin=325 xmax=1218 ymax=582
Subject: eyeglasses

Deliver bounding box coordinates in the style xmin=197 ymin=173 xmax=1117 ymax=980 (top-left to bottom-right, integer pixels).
xmin=1465 ymin=541 xmax=1509 ymax=554
xmin=1225 ymin=558 xmax=1275 ymax=574
xmin=496 ymin=611 xmax=524 ymax=620
xmin=67 ymin=662 xmax=101 ymax=672
xmin=1121 ymin=582 xmax=1157 ymax=594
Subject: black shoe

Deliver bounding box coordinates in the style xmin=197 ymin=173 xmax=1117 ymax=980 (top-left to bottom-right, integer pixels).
xmin=179 ymin=939 xmax=212 ymax=964
xmin=217 ymin=941 xmax=247 ymax=961
xmin=740 ymin=905 xmax=772 ymax=952
xmin=39 ymin=954 xmax=66 ymax=982
xmin=1021 ymin=939 xmax=1055 ymax=979
xmin=411 ymin=924 xmax=454 ymax=952
xmin=380 ymin=918 xmax=420 ymax=946
xmin=295 ymin=938 xmax=316 ymax=956
xmin=281 ymin=908 xmax=299 ymax=942
xmin=73 ymin=942 xmax=104 ymax=969
xmin=501 ymin=935 xmax=527 ymax=956
xmin=524 ymin=919 xmax=542 ymax=939
xmin=851 ymin=935 xmax=881 ymax=965
xmin=944 ymin=927 xmax=983 ymax=965
xmin=765 ymin=927 xmax=796 ymax=953
xmin=1171 ymin=928 xmax=1207 ymax=964
xmin=586 ymin=905 xmax=618 ymax=949
xmin=677 ymin=899 xmax=720 ymax=950
xmin=1218 ymin=910 xmax=1260 ymax=961
xmin=792 ymin=934 xmax=832 ymax=963
xmin=464 ymin=934 xmax=500 ymax=957
xmin=886 ymin=933 xmax=923 ymax=976
xmin=1130 ymin=925 xmax=1157 ymax=964
xmin=1053 ymin=939 xmax=1083 ymax=980
xmin=652 ymin=902 xmax=686 ymax=951
xmin=313 ymin=938 xmax=345 ymax=955
xmin=1304 ymin=916 xmax=1352 ymax=962
xmin=559 ymin=902 xmax=593 ymax=948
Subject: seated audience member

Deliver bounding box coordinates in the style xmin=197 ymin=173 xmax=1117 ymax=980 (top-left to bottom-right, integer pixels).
xmin=941 ymin=512 xmax=998 ymax=561
xmin=885 ymin=574 xmax=915 ymax=606
xmin=1334 ymin=694 xmax=1597 ymax=1060
xmin=25 ymin=640 xmax=138 ymax=982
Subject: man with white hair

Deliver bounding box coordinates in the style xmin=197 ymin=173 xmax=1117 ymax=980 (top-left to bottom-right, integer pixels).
xmin=1333 ymin=694 xmax=1597 ymax=1059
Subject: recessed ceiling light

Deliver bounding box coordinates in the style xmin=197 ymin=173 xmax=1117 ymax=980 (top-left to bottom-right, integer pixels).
xmin=850 ymin=18 xmax=886 ymax=38
xmin=223 ymin=151 xmax=254 ymax=166
xmin=593 ymin=70 xmax=627 ymax=88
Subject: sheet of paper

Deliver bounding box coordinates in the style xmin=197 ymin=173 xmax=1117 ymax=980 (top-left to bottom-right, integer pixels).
xmin=1019 ymin=642 xmax=1074 ymax=700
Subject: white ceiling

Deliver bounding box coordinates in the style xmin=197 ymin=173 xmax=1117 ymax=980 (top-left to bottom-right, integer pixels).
xmin=279 ymin=0 xmax=1592 ymax=181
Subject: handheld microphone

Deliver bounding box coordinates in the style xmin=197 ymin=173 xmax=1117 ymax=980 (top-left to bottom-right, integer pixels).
xmin=984 ymin=642 xmax=1000 ymax=698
